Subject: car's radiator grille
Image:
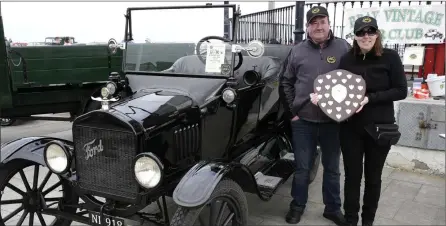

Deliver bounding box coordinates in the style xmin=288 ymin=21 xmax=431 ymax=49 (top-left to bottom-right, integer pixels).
xmin=173 ymin=123 xmax=200 ymax=161
xmin=73 ymin=125 xmax=139 ymax=200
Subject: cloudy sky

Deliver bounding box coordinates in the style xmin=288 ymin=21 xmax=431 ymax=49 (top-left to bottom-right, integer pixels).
xmin=2 ymin=1 xmax=294 ymax=43
xmin=3 ymin=1 xmax=440 ymax=43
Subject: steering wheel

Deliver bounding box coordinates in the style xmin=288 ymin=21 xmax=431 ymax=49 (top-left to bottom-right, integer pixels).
xmin=195 ymin=36 xmax=243 ymax=72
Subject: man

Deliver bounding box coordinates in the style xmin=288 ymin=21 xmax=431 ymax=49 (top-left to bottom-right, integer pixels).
xmin=281 ymin=6 xmax=350 ymax=225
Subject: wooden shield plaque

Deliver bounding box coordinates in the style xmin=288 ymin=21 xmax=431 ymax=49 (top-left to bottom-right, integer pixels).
xmin=313 ymin=69 xmax=366 ymax=122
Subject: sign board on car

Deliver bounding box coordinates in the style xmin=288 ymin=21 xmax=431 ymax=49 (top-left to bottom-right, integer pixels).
xmin=205 ymin=43 xmax=226 ymax=73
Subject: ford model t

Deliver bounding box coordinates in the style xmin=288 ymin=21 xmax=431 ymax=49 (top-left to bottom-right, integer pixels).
xmin=0 ymin=3 xmax=321 ymax=226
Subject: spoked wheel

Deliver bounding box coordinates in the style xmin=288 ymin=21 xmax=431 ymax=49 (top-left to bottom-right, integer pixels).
xmin=0 ymin=160 xmax=78 ymax=226
xmin=1 ymin=118 xmax=15 ymax=126
xmin=170 ymin=179 xmax=248 ymax=226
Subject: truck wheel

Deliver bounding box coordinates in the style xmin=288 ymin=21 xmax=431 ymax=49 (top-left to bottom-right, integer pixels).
xmin=170 ymin=179 xmax=248 ymax=226
xmin=0 ymin=160 xmax=79 ymax=226
xmin=1 ymin=118 xmax=15 ymax=126
xmin=309 ymin=146 xmax=321 ymax=184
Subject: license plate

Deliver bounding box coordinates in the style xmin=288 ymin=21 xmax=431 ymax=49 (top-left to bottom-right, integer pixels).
xmin=89 ymin=212 xmax=125 ymax=226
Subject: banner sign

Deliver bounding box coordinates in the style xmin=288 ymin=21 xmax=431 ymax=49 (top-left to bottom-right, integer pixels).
xmin=344 ymin=5 xmax=445 ymax=44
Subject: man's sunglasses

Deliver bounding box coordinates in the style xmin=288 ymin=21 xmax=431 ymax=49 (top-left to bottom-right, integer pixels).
xmin=355 ymin=28 xmax=377 ymax=37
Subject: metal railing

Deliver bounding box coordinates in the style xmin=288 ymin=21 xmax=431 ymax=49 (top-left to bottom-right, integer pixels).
xmin=234 ymin=5 xmax=296 ymax=44
xmin=233 ymin=0 xmax=445 ymax=53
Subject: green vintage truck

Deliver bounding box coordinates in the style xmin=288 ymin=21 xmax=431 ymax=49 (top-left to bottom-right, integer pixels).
xmin=1 ymin=2 xmax=200 ymax=127
xmin=0 ymin=4 xmax=123 ymax=126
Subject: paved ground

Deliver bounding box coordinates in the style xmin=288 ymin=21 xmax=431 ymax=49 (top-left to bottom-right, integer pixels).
xmin=1 ymin=116 xmax=445 ymax=225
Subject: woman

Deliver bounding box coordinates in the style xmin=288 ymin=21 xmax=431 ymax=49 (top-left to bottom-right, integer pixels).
xmin=337 ymin=16 xmax=407 ymax=226
xmin=310 ymin=16 xmax=408 ymax=226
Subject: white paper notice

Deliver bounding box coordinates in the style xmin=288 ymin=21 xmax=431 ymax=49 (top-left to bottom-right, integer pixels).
xmin=205 ymin=43 xmax=226 ymax=73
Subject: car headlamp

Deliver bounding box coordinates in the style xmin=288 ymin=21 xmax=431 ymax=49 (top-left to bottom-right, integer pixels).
xmin=43 ymin=141 xmax=71 ymax=174
xmin=100 ymin=87 xmax=110 ymax=98
xmin=134 ymin=153 xmax=163 ymax=189
xmin=106 ymin=82 xmax=117 ymax=95
xmin=222 ymin=88 xmax=236 ymax=103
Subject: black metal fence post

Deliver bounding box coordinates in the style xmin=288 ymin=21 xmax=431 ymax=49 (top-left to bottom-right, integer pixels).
xmin=224 ymin=1 xmax=230 ymax=39
xmin=293 ymin=1 xmax=305 ymax=43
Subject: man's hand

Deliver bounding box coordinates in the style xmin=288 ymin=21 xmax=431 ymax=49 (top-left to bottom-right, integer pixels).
xmin=310 ymin=93 xmax=320 ymax=105
xmin=291 ymin=115 xmax=299 ymax=121
xmin=356 ymin=96 xmax=369 ymax=113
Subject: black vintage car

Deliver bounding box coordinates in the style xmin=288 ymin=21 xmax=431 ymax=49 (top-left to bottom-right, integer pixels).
xmin=0 ymin=4 xmax=321 ymax=226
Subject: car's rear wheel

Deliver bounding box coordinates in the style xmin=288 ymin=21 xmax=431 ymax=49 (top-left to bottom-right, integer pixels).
xmin=0 ymin=160 xmax=78 ymax=226
xmin=170 ymin=179 xmax=248 ymax=226
xmin=1 ymin=118 xmax=15 ymax=126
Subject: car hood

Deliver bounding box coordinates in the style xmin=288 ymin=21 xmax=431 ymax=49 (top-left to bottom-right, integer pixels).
xmin=110 ymin=89 xmax=195 ymax=132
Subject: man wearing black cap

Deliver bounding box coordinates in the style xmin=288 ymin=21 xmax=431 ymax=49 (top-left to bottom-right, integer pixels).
xmin=281 ymin=5 xmax=350 ymax=225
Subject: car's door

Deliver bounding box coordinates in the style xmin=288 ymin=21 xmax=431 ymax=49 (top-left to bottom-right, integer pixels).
xmin=232 ymin=78 xmax=265 ymax=143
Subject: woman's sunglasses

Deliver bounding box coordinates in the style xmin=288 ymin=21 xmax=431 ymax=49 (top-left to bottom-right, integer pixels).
xmin=355 ymin=28 xmax=377 ymax=37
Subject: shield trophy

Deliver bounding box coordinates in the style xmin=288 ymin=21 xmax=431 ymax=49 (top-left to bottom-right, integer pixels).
xmin=313 ymin=69 xmax=366 ymax=122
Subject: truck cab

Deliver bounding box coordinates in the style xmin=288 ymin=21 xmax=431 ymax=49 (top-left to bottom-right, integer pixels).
xmin=45 ymin=36 xmax=76 ymax=45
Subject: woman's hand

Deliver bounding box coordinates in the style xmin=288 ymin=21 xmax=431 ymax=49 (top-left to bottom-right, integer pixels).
xmin=310 ymin=93 xmax=320 ymax=105
xmin=356 ymin=96 xmax=369 ymax=113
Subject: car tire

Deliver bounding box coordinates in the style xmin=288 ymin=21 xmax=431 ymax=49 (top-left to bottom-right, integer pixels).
xmin=0 ymin=159 xmax=78 ymax=226
xmin=0 ymin=118 xmax=15 ymax=127
xmin=309 ymin=146 xmax=321 ymax=184
xmin=170 ymin=179 xmax=248 ymax=226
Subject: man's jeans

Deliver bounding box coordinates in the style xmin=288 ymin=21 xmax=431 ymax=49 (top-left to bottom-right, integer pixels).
xmin=290 ymin=119 xmax=342 ymax=214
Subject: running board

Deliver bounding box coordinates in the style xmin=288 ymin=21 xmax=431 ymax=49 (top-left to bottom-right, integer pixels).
xmin=14 ymin=115 xmax=75 ymax=121
xmin=254 ymin=153 xmax=295 ymax=200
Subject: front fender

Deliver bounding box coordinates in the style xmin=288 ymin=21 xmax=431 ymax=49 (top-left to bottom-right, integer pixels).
xmin=172 ymin=161 xmax=260 ymax=208
xmin=1 ymin=136 xmax=73 ymax=165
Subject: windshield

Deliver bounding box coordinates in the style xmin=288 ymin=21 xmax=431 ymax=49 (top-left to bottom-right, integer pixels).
xmin=45 ymin=38 xmax=58 ymax=44
xmin=124 ymin=5 xmax=236 ymax=77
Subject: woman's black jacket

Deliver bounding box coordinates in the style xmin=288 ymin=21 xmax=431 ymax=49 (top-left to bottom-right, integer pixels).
xmin=338 ymin=48 xmax=408 ymax=127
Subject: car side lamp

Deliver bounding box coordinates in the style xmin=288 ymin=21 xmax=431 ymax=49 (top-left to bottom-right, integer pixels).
xmin=222 ymin=88 xmax=237 ymax=104
xmin=108 ymin=38 xmax=126 ymax=54
xmin=222 ymin=40 xmax=264 ymax=108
